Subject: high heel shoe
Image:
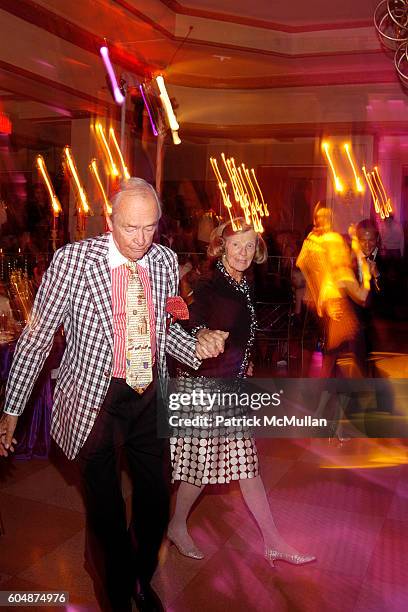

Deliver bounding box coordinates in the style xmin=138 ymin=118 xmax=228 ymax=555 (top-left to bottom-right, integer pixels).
xmin=167 ymin=527 xmax=204 ymax=560
xmin=265 ymin=547 xmax=316 ymax=567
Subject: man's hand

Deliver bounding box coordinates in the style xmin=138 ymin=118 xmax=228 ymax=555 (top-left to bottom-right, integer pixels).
xmin=0 ymin=413 xmax=18 ymax=457
xmin=195 ymin=329 xmax=229 ymax=359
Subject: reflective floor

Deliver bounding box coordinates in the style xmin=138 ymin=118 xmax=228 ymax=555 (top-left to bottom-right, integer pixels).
xmin=1 ymin=437 xmax=407 ymax=611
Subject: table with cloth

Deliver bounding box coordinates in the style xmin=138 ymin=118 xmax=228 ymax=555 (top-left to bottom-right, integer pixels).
xmin=0 ymin=333 xmax=64 ymax=459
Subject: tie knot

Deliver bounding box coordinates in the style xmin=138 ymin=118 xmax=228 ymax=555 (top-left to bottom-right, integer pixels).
xmin=127 ymin=261 xmax=138 ymax=275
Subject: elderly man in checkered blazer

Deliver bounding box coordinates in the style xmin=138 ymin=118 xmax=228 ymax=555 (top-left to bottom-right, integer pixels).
xmin=0 ymin=178 xmax=228 ymax=612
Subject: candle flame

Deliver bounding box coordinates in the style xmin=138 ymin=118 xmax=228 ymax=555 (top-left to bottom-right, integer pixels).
xmin=63 ymin=146 xmax=90 ymax=214
xmin=109 ymin=127 xmax=130 ymax=180
xmin=89 ymin=159 xmax=112 ymax=215
xmin=322 ymin=142 xmax=343 ymax=192
xmin=156 ymin=75 xmax=180 ymax=132
xmin=95 ymin=123 xmax=119 ymax=177
xmin=344 ymin=144 xmax=364 ymax=193
xmin=36 ymin=155 xmax=62 ymax=215
xmin=211 ymin=155 xmax=265 ymax=232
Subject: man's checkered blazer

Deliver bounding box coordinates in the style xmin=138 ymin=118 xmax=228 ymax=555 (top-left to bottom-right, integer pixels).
xmin=4 ymin=233 xmax=200 ymax=459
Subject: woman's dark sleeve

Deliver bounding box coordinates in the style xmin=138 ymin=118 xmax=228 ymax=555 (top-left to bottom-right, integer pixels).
xmin=183 ymin=276 xmax=213 ymax=334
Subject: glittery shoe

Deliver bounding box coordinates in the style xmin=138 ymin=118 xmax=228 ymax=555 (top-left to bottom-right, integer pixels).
xmin=265 ymin=547 xmax=316 ymax=567
xmin=167 ymin=527 xmax=205 ymax=560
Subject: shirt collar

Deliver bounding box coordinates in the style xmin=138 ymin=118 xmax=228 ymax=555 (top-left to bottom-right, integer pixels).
xmin=357 ymin=246 xmax=378 ymax=261
xmin=108 ymin=232 xmax=148 ymax=269
xmin=367 ymin=246 xmax=378 ymax=261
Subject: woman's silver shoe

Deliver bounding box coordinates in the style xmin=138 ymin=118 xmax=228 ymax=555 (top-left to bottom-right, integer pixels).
xmin=167 ymin=528 xmax=205 ymax=560
xmin=265 ymin=547 xmax=316 ymax=567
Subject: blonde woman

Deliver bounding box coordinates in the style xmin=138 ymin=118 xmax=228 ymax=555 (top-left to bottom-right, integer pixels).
xmin=169 ymin=218 xmax=315 ymax=567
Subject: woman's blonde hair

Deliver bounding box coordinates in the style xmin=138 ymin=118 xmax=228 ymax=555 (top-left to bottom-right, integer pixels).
xmin=207 ymin=217 xmax=268 ymax=264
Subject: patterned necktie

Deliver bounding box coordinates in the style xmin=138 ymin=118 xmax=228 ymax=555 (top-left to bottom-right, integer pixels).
xmin=126 ymin=261 xmax=153 ymax=393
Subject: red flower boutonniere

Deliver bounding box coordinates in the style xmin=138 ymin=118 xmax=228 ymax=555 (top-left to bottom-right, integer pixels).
xmin=165 ymin=296 xmax=189 ymax=328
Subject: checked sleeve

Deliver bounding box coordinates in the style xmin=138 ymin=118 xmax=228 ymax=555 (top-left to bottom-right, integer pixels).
xmin=3 ymin=248 xmax=71 ymax=416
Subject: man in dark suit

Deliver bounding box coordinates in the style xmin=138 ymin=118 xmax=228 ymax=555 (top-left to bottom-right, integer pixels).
xmin=355 ymin=219 xmax=382 ymax=296
xmin=0 ymin=178 xmax=227 ymax=611
xmin=354 ymin=219 xmax=384 ymax=369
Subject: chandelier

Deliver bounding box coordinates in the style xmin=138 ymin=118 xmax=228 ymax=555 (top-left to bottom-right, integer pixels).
xmin=374 ymin=0 xmax=408 ymax=84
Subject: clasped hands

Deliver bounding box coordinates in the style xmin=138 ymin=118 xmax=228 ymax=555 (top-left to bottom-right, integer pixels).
xmin=1 ymin=329 xmax=230 ymax=455
xmin=195 ymin=328 xmax=229 ymax=360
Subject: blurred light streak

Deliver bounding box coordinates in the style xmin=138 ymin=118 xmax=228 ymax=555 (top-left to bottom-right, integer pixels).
xmin=231 ymin=160 xmax=251 ymax=223
xmin=322 ymin=142 xmax=343 ymax=192
xmin=237 ymin=166 xmax=250 ymax=204
xmin=371 ymin=171 xmax=389 ymax=218
xmin=251 ymin=168 xmax=269 ymax=216
xmin=363 ymin=167 xmax=380 ymax=213
xmin=209 ymin=157 xmax=240 ymax=230
xmin=373 ymin=167 xmax=388 ymax=205
xmin=320 ymin=439 xmax=408 ymax=469
xmin=100 ymin=46 xmax=125 ymax=105
xmin=171 ymin=130 xmax=181 ymax=145
xmin=242 ymin=164 xmax=259 ymax=210
xmin=214 ymin=155 xmax=264 ymax=232
xmin=374 ymin=167 xmax=393 ymax=213
xmin=344 ymin=144 xmax=364 ymax=192
xmin=0 ymin=112 xmax=12 ymax=134
xmin=243 ymin=165 xmax=264 ymax=221
xmin=95 ymin=123 xmax=119 ymax=177
xmin=109 ymin=127 xmax=130 ymax=180
xmin=222 ymin=155 xmax=240 ymax=203
xmin=63 ymin=146 xmax=90 ymax=214
xmin=237 ymin=166 xmax=262 ymax=230
xmin=89 ymin=159 xmax=112 ymax=215
xmin=36 ymin=155 xmax=61 ymax=215
xmin=139 ymin=84 xmax=158 ymax=137
xmin=156 ymin=75 xmax=179 ymax=131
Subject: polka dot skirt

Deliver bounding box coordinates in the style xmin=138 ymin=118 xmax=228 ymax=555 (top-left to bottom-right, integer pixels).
xmin=171 ymin=434 xmax=259 ymax=486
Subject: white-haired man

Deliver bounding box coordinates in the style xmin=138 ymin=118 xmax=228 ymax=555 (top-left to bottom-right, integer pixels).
xmin=0 ymin=178 xmax=227 ymax=612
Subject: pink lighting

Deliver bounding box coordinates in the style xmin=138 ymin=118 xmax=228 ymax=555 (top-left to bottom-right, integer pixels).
xmin=0 ymin=113 xmax=12 ymax=134
xmin=100 ymin=46 xmax=125 ymax=106
xmin=139 ymin=84 xmax=158 ymax=137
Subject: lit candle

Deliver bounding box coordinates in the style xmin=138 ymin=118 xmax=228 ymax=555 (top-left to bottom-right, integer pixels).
xmin=109 ymin=128 xmax=130 ymax=180
xmin=89 ymin=159 xmax=112 ymax=215
xmin=36 ymin=155 xmax=62 ymax=216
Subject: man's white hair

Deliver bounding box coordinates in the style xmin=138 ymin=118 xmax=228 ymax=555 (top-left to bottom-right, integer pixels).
xmin=110 ymin=178 xmax=162 ymax=218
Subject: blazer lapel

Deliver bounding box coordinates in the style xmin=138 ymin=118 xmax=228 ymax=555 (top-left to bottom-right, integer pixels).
xmin=146 ymin=244 xmax=166 ymax=338
xmin=85 ymin=234 xmax=113 ymax=351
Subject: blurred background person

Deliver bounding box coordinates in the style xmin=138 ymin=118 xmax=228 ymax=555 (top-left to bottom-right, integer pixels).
xmin=378 ymin=214 xmax=406 ymax=320
xmin=0 ymin=197 xmax=7 ymax=236
xmin=379 ymin=213 xmax=404 ymax=259
xmin=27 ymin=183 xmax=52 ymax=253
xmin=350 ymin=219 xmax=383 ymax=374
xmin=297 ymin=203 xmax=369 ymax=378
xmin=196 ymin=201 xmax=218 ymax=253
